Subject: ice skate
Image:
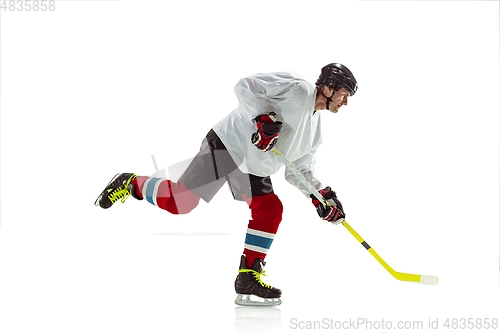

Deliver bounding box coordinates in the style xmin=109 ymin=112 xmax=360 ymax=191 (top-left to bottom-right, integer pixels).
xmin=94 ymin=173 xmax=142 ymax=209
xmin=234 ymin=255 xmax=282 ymax=306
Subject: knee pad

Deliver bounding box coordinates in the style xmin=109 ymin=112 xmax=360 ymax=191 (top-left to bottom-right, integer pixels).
xmin=248 ymin=193 xmax=283 ymax=223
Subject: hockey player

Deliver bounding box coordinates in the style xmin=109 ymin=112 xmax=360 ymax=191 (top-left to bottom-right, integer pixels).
xmin=94 ymin=63 xmax=358 ymax=306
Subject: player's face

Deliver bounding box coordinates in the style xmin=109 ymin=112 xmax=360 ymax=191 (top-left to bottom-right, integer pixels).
xmin=328 ymin=87 xmax=350 ymax=113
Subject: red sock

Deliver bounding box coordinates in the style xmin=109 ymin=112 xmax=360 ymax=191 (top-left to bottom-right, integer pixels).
xmin=132 ymin=176 xmax=200 ymax=214
xmin=242 ymin=194 xmax=283 ymax=268
xmin=132 ymin=176 xmax=147 ymax=199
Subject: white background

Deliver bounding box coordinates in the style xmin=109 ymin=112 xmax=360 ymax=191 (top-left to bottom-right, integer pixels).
xmin=0 ymin=1 xmax=499 ymax=332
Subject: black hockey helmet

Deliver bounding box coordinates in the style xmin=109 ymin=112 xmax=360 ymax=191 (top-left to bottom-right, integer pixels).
xmin=316 ymin=63 xmax=358 ymax=97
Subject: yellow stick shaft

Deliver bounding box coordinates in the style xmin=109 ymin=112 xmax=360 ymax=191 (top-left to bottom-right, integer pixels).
xmin=341 ymin=220 xmax=421 ymax=282
xmin=267 ymin=148 xmax=436 ymax=284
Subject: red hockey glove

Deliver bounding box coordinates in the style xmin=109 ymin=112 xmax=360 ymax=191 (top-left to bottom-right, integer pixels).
xmin=251 ymin=112 xmax=283 ymax=152
xmin=311 ymin=186 xmax=345 ymax=224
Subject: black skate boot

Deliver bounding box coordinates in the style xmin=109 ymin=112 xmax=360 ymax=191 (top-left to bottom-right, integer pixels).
xmin=234 ymin=255 xmax=282 ymax=306
xmin=94 ymin=173 xmax=143 ymax=209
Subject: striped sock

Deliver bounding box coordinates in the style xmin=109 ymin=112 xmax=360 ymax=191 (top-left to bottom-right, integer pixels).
xmin=244 ymin=228 xmax=276 ymax=265
xmin=242 ymin=193 xmax=283 ymax=267
xmin=132 ymin=176 xmax=200 ymax=214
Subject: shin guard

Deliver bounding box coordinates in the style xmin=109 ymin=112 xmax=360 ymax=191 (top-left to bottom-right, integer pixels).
xmin=242 ymin=193 xmax=283 ymax=267
xmin=133 ymin=176 xmax=200 ymax=214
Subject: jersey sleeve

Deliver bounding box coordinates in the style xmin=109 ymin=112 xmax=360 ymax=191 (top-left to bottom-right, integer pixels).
xmin=234 ymin=74 xmax=299 ymax=122
xmin=284 ymin=148 xmax=324 ymax=198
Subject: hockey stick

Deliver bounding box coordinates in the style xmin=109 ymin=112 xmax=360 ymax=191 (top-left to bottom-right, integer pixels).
xmin=270 ymin=148 xmax=439 ymax=285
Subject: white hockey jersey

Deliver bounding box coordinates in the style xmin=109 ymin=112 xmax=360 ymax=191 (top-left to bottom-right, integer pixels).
xmin=212 ymin=72 xmax=324 ymax=197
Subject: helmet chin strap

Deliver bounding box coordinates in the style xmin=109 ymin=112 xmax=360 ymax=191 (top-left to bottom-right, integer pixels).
xmin=320 ymin=85 xmax=336 ymax=110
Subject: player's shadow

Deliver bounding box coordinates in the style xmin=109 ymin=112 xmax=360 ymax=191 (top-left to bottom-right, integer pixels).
xmin=234 ymin=306 xmax=281 ymax=333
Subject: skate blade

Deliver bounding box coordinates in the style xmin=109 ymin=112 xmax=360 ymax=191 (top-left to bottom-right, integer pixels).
xmin=235 ymin=294 xmax=282 ymax=306
xmin=94 ymin=173 xmax=121 ymax=207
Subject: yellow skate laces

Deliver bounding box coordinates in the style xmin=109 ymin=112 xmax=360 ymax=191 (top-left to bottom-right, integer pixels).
xmin=238 ymin=269 xmax=273 ymax=289
xmin=107 ymin=177 xmax=134 ymax=204
xmin=108 ymin=186 xmax=131 ymax=204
